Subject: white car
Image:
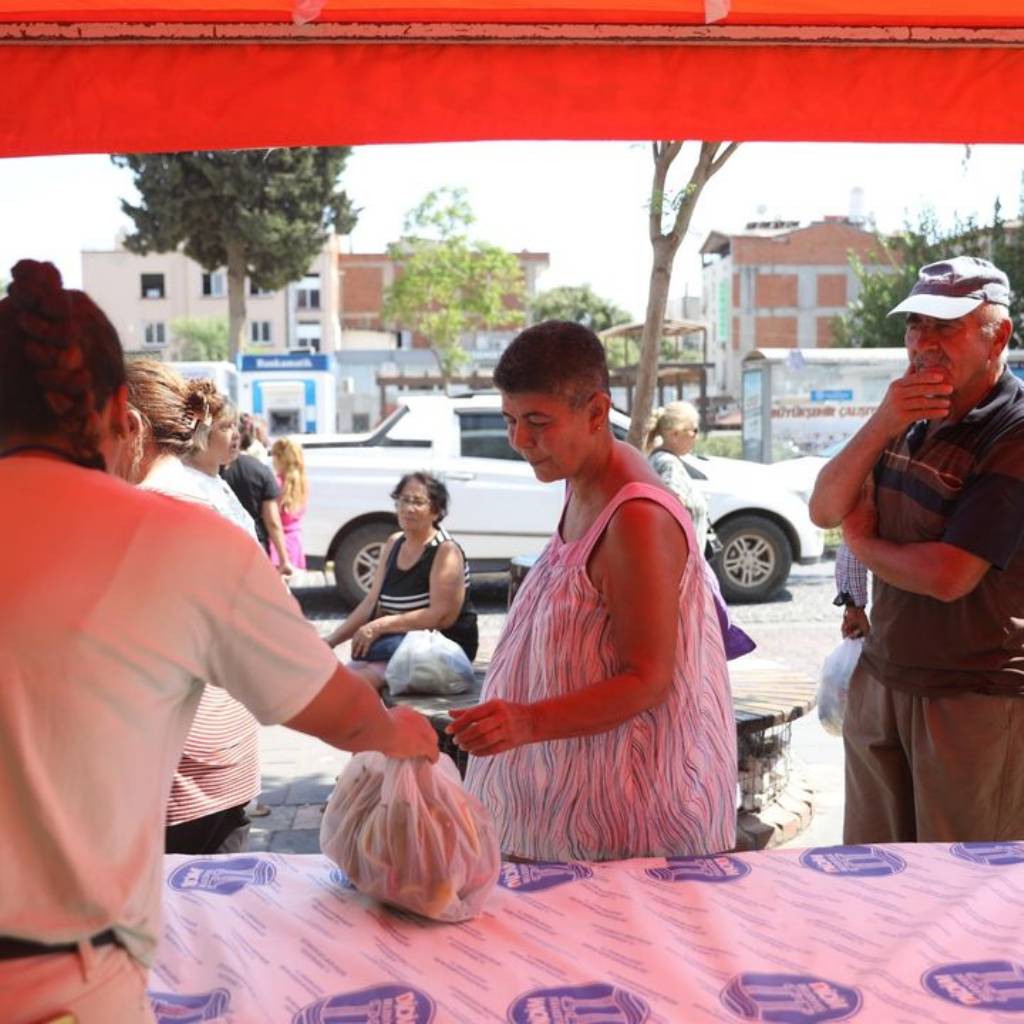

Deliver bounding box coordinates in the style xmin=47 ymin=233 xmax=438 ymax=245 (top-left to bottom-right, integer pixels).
xmin=300 ymin=394 xmax=824 ymax=605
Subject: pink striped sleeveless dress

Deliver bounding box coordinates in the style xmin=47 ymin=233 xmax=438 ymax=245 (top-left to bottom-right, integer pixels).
xmin=465 ymin=482 xmax=737 ymax=861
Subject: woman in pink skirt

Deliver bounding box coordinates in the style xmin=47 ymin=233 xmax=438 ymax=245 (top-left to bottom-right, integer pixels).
xmin=270 ymin=436 xmax=308 ymax=569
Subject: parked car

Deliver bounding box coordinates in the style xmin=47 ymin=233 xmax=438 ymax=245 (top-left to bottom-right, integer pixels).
xmin=300 ymin=394 xmax=824 ymax=605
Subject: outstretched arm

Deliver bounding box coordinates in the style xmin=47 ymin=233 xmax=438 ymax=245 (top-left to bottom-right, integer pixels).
xmin=285 ymin=663 xmax=438 ymax=761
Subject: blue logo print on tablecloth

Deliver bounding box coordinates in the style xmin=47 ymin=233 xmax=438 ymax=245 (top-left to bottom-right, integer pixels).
xmin=644 ymin=854 xmax=751 ymax=883
xmin=721 ymin=973 xmax=862 ymax=1022
xmin=923 ymin=960 xmax=1024 ymax=1011
xmin=508 ymin=983 xmax=650 ymax=1024
xmin=149 ymin=988 xmax=231 ymax=1023
xmin=950 ymin=842 xmax=1024 ymax=867
xmin=329 ymin=866 xmax=356 ymax=890
xmin=798 ymin=845 xmax=906 ymax=878
xmin=293 ymin=983 xmax=435 ymax=1023
xmin=498 ymin=861 xmax=594 ymax=892
xmin=167 ymin=856 xmax=276 ymax=895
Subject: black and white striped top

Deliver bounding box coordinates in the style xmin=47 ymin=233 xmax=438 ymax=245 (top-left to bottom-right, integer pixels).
xmin=376 ymin=528 xmax=478 ymax=660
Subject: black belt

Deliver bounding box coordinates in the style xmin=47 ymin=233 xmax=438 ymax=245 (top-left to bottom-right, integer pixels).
xmin=0 ymin=929 xmax=118 ymax=961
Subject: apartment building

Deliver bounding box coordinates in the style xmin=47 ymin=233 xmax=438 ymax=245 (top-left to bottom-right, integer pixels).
xmin=81 ymin=234 xmax=341 ymax=358
xmin=700 ymin=217 xmax=888 ymax=398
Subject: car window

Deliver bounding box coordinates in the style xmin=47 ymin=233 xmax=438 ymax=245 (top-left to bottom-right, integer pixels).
xmin=458 ymin=411 xmax=523 ymax=461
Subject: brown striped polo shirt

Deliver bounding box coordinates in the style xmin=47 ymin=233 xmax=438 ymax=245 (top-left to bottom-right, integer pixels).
xmin=861 ymin=370 xmax=1024 ymax=697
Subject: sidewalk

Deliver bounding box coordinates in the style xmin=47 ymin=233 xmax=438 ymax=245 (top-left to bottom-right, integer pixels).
xmin=250 ymin=569 xmax=846 ymax=854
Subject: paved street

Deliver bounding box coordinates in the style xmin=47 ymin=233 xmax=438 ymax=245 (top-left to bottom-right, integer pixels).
xmin=250 ymin=560 xmax=848 ymax=854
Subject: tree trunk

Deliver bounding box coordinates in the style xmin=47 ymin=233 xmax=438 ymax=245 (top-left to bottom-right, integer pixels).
xmin=626 ymin=141 xmax=739 ymax=449
xmin=629 ymin=237 xmax=674 ymax=447
xmin=226 ymin=239 xmax=247 ymax=364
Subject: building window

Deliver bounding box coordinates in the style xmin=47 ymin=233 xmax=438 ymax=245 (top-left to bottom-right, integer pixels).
xmin=143 ymin=322 xmax=166 ymax=347
xmin=250 ymin=321 xmax=272 ymax=345
xmin=296 ymin=273 xmax=321 ymax=311
xmin=201 ymin=271 xmax=226 ymax=297
xmin=140 ymin=273 xmax=165 ymax=299
xmin=249 ymin=279 xmax=273 ymax=297
xmin=292 ymin=322 xmax=321 ymax=352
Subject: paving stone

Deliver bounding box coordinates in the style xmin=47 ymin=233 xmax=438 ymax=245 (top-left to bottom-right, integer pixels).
xmin=268 ymin=829 xmax=322 ymax=854
xmin=292 ymin=803 xmax=326 ymax=830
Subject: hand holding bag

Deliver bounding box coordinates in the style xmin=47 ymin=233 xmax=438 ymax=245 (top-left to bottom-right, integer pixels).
xmin=320 ymin=752 xmax=500 ymax=922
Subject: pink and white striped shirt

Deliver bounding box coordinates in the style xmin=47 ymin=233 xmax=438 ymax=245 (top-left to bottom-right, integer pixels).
xmin=465 ymin=482 xmax=737 ymax=861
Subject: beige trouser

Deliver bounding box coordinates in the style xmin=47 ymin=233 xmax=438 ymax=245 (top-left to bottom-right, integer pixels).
xmin=843 ymin=660 xmax=1024 ymax=844
xmin=0 ymin=942 xmax=154 ymax=1024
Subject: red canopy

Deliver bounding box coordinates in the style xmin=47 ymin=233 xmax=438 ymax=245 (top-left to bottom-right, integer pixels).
xmin=3 ymin=2 xmax=1024 ymax=155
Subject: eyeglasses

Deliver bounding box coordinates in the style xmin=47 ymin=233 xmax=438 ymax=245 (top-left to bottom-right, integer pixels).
xmin=394 ymin=496 xmax=430 ymax=509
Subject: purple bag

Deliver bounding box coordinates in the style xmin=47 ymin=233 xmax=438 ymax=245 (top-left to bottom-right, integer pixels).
xmin=702 ymin=562 xmax=756 ymax=661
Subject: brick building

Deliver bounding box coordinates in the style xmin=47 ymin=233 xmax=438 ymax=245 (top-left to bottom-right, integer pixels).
xmin=337 ymin=248 xmax=549 ymax=362
xmin=700 ymin=218 xmax=888 ymax=398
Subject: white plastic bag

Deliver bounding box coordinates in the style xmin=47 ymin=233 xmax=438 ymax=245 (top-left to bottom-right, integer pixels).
xmin=817 ymin=637 xmax=863 ymax=736
xmin=385 ymin=629 xmax=475 ymax=696
xmin=320 ymin=752 xmax=500 ymax=922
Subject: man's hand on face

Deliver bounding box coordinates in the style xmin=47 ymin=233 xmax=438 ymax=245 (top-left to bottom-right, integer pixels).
xmin=872 ymin=366 xmax=952 ymax=438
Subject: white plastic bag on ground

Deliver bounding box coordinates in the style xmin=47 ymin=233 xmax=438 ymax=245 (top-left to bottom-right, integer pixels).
xmin=320 ymin=752 xmax=500 ymax=922
xmin=385 ymin=629 xmax=475 ymax=696
xmin=818 ymin=637 xmax=863 ymax=736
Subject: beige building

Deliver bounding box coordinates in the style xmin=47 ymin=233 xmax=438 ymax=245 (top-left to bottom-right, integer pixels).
xmin=82 ymin=234 xmax=342 ymax=357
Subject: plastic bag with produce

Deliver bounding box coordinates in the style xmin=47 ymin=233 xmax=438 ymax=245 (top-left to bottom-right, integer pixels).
xmin=320 ymin=752 xmax=500 ymax=922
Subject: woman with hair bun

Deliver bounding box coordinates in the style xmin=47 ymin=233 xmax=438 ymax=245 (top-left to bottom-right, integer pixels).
xmin=122 ymin=359 xmax=263 ymax=855
xmin=644 ymin=400 xmax=712 ymax=557
xmin=0 ymin=261 xmax=437 ymax=1023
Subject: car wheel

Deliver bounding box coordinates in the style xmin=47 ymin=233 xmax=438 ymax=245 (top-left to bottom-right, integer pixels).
xmin=713 ymin=514 xmax=793 ymax=604
xmin=332 ymin=520 xmax=395 ymax=607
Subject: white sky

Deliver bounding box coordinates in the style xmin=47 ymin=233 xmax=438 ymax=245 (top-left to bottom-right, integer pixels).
xmin=1 ymin=140 xmax=1022 ymax=320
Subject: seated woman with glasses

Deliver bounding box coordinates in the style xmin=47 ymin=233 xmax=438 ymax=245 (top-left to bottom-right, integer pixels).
xmin=325 ymin=472 xmax=479 ymax=689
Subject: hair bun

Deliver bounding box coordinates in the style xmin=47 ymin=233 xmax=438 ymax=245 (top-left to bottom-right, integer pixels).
xmin=9 ymin=260 xmax=67 ymax=321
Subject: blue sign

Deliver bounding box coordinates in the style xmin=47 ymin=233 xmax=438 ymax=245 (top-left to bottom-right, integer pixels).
xmin=241 ymin=353 xmax=332 ymax=372
xmin=149 ymin=988 xmax=231 ymax=1023
xmin=721 ymin=973 xmax=862 ymax=1022
xmin=498 ymin=861 xmax=593 ymax=892
xmin=508 ymin=983 xmax=650 ymax=1024
xmin=922 ymin=961 xmax=1024 ymax=1011
xmin=950 ymin=842 xmax=1024 ymax=867
xmin=810 ymin=390 xmax=854 ymax=402
xmin=293 ymin=983 xmax=435 ymax=1023
xmin=645 ymin=854 xmax=751 ymax=884
xmin=167 ymin=856 xmax=276 ymax=896
xmin=799 ymin=846 xmax=906 ymax=878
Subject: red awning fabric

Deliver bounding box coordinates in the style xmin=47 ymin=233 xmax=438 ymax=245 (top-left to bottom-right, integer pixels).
xmin=3 ymin=2 xmax=1024 ymax=156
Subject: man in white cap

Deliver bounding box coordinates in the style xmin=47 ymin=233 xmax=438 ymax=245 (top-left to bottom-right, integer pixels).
xmin=810 ymin=255 xmax=1024 ymax=844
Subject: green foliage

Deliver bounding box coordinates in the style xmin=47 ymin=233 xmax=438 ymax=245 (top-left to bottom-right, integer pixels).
xmin=693 ymin=433 xmax=742 ymax=458
xmin=604 ymin=334 xmax=693 ymax=369
xmin=834 ymin=200 xmax=1024 ymax=349
xmin=112 ymin=148 xmax=358 ymax=358
xmin=530 ymin=284 xmax=631 ymax=333
xmin=383 ymin=187 xmax=526 ymax=381
xmin=171 ymin=317 xmax=229 ymax=361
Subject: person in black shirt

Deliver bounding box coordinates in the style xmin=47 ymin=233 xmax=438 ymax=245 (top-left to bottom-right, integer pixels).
xmin=221 ymin=421 xmax=295 ymax=575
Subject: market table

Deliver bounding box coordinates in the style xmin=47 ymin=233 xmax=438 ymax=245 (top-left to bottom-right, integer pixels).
xmin=150 ymin=841 xmax=1024 ymax=1022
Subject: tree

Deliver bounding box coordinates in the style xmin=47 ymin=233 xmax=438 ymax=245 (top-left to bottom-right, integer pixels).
xmin=112 ymin=149 xmax=358 ymax=361
xmin=627 ymin=142 xmax=739 ymax=448
xmin=170 ymin=317 xmax=229 ymax=361
xmin=834 ymin=200 xmax=1024 ymax=349
xmin=531 ymin=284 xmax=631 ymax=333
xmin=382 ymin=187 xmax=526 ymax=386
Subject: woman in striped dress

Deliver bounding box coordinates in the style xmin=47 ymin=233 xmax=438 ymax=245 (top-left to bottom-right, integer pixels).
xmin=451 ymin=321 xmax=736 ymax=861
